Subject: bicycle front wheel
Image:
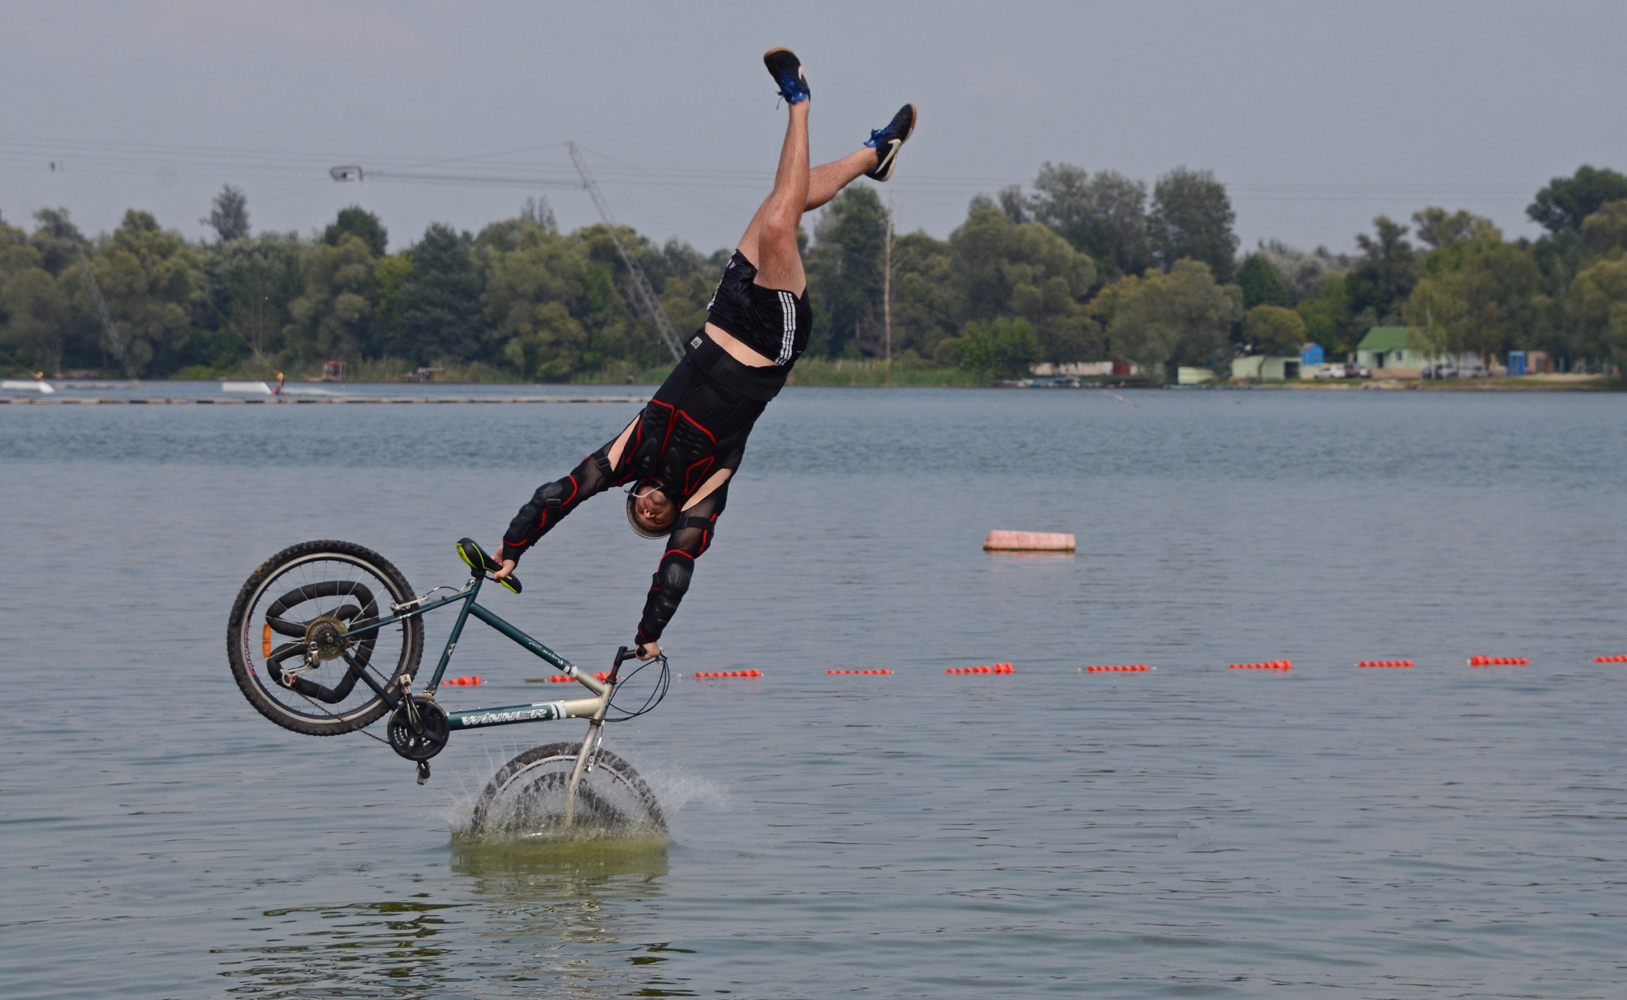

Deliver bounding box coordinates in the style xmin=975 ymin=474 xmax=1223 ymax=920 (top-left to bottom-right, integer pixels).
xmin=227 ymin=539 xmax=423 ymax=736
xmin=468 ymin=742 xmax=666 ymax=838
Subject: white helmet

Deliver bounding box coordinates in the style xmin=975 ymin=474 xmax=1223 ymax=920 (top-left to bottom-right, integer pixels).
xmin=625 ymin=479 xmax=675 ymax=539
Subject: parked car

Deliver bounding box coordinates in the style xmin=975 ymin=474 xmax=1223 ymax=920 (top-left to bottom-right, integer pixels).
xmin=1422 ymin=364 xmax=1460 ymax=379
xmin=1312 ymin=364 xmax=1345 ymax=379
xmin=1344 ymin=363 xmax=1370 ymax=378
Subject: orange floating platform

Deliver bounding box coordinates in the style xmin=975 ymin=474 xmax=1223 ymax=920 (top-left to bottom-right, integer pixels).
xmin=983 ymin=530 xmax=1075 ymax=552
xmin=1468 ymin=656 xmax=1528 ymax=666
xmin=547 ymin=671 xmax=610 ymax=683
xmin=827 ymin=669 xmax=892 ymax=675
xmin=1596 ymin=654 xmax=1627 ymax=663
xmin=694 ymin=670 xmax=762 ymax=679
xmin=1357 ymin=660 xmax=1413 ymax=668
xmin=1229 ymin=660 xmax=1291 ymax=671
xmin=442 ymin=675 xmax=483 ymax=686
xmin=1086 ymin=664 xmax=1149 ymax=672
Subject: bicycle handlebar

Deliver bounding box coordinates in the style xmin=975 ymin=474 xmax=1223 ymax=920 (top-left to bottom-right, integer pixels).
xmin=610 ymin=644 xmax=652 ymax=683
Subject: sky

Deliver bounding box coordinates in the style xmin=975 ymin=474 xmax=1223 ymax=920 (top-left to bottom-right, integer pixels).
xmin=3 ymin=1 xmax=1625 ymax=258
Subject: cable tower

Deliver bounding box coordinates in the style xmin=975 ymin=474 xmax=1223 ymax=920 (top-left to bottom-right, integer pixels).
xmin=567 ymin=143 xmax=683 ymax=362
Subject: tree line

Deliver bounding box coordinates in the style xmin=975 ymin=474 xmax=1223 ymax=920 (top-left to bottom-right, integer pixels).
xmin=4 ymin=163 xmax=1626 ymax=381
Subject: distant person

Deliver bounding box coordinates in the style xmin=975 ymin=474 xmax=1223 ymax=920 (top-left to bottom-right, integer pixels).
xmin=493 ymin=48 xmax=916 ymax=661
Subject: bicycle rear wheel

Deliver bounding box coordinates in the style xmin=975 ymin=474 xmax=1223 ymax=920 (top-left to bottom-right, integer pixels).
xmin=227 ymin=540 xmax=423 ymax=736
xmin=468 ymin=742 xmax=666 ymax=839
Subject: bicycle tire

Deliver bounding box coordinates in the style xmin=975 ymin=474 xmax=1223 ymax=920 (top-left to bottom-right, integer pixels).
xmin=227 ymin=539 xmax=424 ymax=736
xmin=468 ymin=742 xmax=666 ymax=837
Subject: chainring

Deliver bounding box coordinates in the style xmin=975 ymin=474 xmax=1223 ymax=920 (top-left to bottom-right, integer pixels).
xmin=387 ymin=697 xmax=450 ymax=761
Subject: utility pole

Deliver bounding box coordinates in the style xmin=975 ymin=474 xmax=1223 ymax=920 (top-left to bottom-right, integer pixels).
xmin=883 ymin=193 xmax=893 ymax=383
xmin=566 ymin=142 xmax=684 ymax=363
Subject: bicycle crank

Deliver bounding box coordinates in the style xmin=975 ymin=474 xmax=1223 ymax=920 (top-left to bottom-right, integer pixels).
xmin=387 ymin=695 xmax=449 ymax=778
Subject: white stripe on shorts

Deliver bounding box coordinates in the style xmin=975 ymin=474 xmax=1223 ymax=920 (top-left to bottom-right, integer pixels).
xmin=776 ymin=291 xmax=796 ymax=365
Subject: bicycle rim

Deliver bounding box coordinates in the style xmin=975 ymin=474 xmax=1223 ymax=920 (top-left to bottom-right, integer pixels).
xmin=232 ymin=545 xmax=419 ymax=733
xmin=467 ymin=742 xmax=666 ymax=840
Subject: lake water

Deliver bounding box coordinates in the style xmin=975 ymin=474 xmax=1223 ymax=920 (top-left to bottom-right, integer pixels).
xmin=4 ymin=386 xmax=1626 ymax=998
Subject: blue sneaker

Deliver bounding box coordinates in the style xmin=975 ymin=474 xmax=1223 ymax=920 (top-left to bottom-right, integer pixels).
xmin=864 ymin=104 xmax=917 ymax=182
xmin=763 ymin=47 xmax=810 ymax=105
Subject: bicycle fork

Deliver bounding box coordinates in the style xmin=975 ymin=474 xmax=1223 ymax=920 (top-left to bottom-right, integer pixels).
xmin=562 ymin=645 xmax=636 ymax=827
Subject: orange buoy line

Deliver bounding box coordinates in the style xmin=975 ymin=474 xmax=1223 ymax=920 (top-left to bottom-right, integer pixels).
xmin=1468 ymin=656 xmax=1528 ymax=666
xmin=826 ymin=669 xmax=892 ymax=674
xmin=1596 ymin=654 xmax=1627 ymax=663
xmin=1357 ymin=660 xmax=1413 ymax=667
xmin=694 ymin=670 xmax=762 ymax=679
xmin=1229 ymin=660 xmax=1291 ymax=671
xmin=442 ymin=675 xmax=483 ymax=686
xmin=1085 ymin=664 xmax=1150 ymax=672
xmin=947 ymin=662 xmax=1015 ymax=674
xmin=547 ymin=671 xmax=610 ymax=683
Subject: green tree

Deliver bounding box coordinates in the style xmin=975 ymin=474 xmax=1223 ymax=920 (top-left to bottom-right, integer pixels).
xmin=1148 ymin=167 xmax=1237 ymax=281
xmin=285 ymin=234 xmax=380 ymax=361
xmin=946 ymin=196 xmax=1099 ymax=363
xmin=29 ymin=208 xmax=85 ymax=275
xmin=1296 ymin=273 xmax=1352 ymax=350
xmin=1347 ymin=216 xmax=1418 ymax=323
xmin=203 ymin=184 xmax=250 ymax=242
xmin=1028 ymin=163 xmax=1150 ymax=278
xmin=1402 ymin=275 xmax=1469 ymax=361
xmin=949 ymin=316 xmax=1040 ymax=377
xmin=1244 ymin=304 xmax=1305 ymax=356
xmin=1567 ymin=256 xmax=1627 ymax=368
xmin=86 ymin=210 xmax=201 ymax=374
xmin=198 ymin=232 xmax=304 ymax=365
xmin=1235 ymin=253 xmax=1292 ymax=309
xmin=1107 ymin=259 xmax=1243 ymax=380
xmin=480 ymin=217 xmax=641 ymax=378
xmin=1528 ymin=165 xmax=1627 ymax=235
xmin=396 ymin=223 xmax=482 ymax=365
xmin=1 ymin=266 xmax=73 ymax=376
xmin=323 ymin=206 xmax=388 ymax=256
xmin=950 ymin=196 xmax=1096 ymax=318
xmin=1411 ymin=207 xmax=1498 ymax=249
xmin=1581 ymin=200 xmax=1627 ymax=255
xmin=888 ymin=230 xmax=957 ymax=359
xmin=805 ymin=185 xmax=887 ymax=357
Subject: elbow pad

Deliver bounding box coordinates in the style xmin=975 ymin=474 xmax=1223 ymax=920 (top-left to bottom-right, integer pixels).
xmin=637 ymin=554 xmax=693 ymax=643
xmin=501 ymin=479 xmax=576 ymax=560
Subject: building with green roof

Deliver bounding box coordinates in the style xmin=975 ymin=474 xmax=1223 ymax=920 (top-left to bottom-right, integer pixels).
xmin=1356 ymin=327 xmax=1432 ymax=373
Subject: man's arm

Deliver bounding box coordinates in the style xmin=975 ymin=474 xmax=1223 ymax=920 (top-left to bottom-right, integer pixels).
xmin=632 ymin=482 xmax=727 ymax=655
xmin=497 ymin=449 xmax=619 ymax=568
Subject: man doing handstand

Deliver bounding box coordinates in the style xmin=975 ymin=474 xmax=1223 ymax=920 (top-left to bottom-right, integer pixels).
xmin=493 ymin=49 xmax=916 ymax=661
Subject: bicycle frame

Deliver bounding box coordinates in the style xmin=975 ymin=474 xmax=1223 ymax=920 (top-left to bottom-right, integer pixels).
xmin=339 ymin=570 xmax=633 ymax=816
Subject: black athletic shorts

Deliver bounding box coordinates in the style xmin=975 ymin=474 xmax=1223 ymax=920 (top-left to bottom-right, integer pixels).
xmin=704 ymin=250 xmax=812 ymax=369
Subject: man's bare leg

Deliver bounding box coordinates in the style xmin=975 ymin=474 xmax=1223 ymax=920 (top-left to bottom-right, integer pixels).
xmin=736 ymin=101 xmax=810 ymax=295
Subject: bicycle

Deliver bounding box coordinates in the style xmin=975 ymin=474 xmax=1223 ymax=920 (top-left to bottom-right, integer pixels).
xmin=226 ymin=538 xmax=670 ymax=837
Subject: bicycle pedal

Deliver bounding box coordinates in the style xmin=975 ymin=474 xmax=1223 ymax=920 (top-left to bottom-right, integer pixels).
xmin=416 ymin=761 xmax=431 ymax=784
